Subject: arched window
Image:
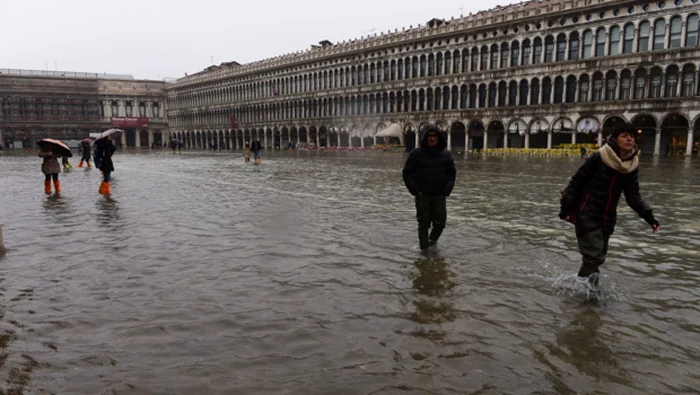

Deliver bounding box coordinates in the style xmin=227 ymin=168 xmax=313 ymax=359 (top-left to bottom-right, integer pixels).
xmin=490 ymin=44 xmax=499 ymax=69
xmin=460 ymin=85 xmax=468 ymax=108
xmin=649 ymin=67 xmax=662 ymax=97
xmin=481 ymin=46 xmax=489 ymax=70
xmin=653 ymin=19 xmax=666 ymax=50
xmin=531 ymin=78 xmax=540 ymax=105
xmin=471 ymin=48 xmax=479 ymax=71
xmin=428 ymin=54 xmax=435 ymax=76
xmin=569 ymin=32 xmax=580 ymax=60
xmin=545 ymin=36 xmax=555 ymax=62
xmin=579 ymin=74 xmax=590 ymax=103
xmin=521 ymin=40 xmax=530 ymax=66
xmin=686 ymin=15 xmax=699 ymax=47
xmin=413 ymin=57 xmax=419 ymax=78
xmin=498 ymin=82 xmax=507 ymax=106
xmin=609 ymin=26 xmax=621 ymax=55
xmin=469 ymin=84 xmax=477 ymax=108
xmin=623 ymin=24 xmax=635 ymax=53
xmin=596 ymin=28 xmax=606 ymax=56
xmin=451 ymin=86 xmax=459 ymax=108
xmin=670 ymin=16 xmax=682 ymax=48
xmin=565 ymin=76 xmax=577 ymax=103
xmin=665 ymin=66 xmax=679 ymax=97
xmin=605 ymin=71 xmax=617 ymax=100
xmin=512 ymin=41 xmax=521 ymax=67
xmin=639 ymin=21 xmax=651 ymax=52
xmin=620 ymin=70 xmax=632 ymax=99
xmin=542 ymin=77 xmax=552 ymax=104
xmin=453 ymin=50 xmax=460 ymax=73
xmin=443 ymin=86 xmax=450 ymax=110
xmin=592 ymin=73 xmax=603 ymax=101
xmin=583 ymin=30 xmax=593 ymax=58
xmin=508 ymin=81 xmax=518 ymax=106
xmin=682 ymin=65 xmax=695 ymax=96
xmin=556 ymin=34 xmax=567 ymax=61
xmin=488 ymin=83 xmax=497 ymax=107
xmin=519 ymin=80 xmax=529 ymax=105
xmin=478 ymin=84 xmax=487 ymax=108
xmin=443 ymin=52 xmax=450 ymax=75
xmin=391 ymin=60 xmax=397 ymax=81
xmin=501 ymin=43 xmax=510 ymax=68
xmin=554 ymin=77 xmax=564 ymax=103
xmin=634 ymin=69 xmax=648 ymax=99
xmin=397 ymin=60 xmax=403 ymax=80
xmin=533 ymin=38 xmax=543 ymax=64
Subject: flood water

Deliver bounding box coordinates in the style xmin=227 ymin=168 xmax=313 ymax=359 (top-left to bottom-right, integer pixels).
xmin=0 ymin=149 xmax=698 ymax=395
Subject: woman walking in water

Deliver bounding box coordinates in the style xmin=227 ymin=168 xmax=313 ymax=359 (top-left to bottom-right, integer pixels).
xmin=95 ymin=136 xmax=116 ymax=195
xmin=38 ymin=147 xmax=62 ymax=195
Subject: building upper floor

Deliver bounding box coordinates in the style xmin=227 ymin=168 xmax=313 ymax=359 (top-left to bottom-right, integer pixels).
xmin=165 ymin=0 xmax=700 ymax=111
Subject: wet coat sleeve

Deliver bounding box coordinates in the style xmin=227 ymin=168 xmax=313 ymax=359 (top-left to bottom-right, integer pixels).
xmin=623 ymin=171 xmax=652 ymax=217
xmin=402 ymin=151 xmax=421 ymax=196
xmin=444 ymin=152 xmax=456 ymax=196
xmin=560 ymin=154 xmax=596 ymax=216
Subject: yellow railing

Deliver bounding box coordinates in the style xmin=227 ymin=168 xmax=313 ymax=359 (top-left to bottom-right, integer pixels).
xmin=473 ymin=148 xmax=592 ymax=157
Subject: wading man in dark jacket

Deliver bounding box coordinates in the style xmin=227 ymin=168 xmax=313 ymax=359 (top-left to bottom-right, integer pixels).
xmin=560 ymin=124 xmax=660 ymax=285
xmin=403 ymin=124 xmax=457 ymax=250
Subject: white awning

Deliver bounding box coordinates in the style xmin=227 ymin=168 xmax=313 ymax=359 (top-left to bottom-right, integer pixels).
xmin=376 ymin=123 xmax=402 ymax=137
xmin=577 ymin=118 xmax=600 ymax=133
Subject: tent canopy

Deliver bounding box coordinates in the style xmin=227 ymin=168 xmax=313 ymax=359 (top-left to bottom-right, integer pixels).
xmin=376 ymin=123 xmax=403 ymax=137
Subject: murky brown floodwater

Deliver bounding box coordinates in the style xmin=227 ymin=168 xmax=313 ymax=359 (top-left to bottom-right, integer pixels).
xmin=0 ymin=149 xmax=698 ymax=394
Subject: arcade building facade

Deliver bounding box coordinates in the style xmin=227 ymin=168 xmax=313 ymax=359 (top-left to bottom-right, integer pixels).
xmin=0 ymin=70 xmax=167 ymax=149
xmin=166 ymin=0 xmax=700 ymax=157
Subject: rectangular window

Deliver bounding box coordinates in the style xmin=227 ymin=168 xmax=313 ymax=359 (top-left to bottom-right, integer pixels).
xmin=557 ymin=42 xmax=566 ymax=61
xmin=666 ymin=77 xmax=678 ymax=97
xmin=650 ymin=76 xmax=661 ymax=98
xmin=610 ymin=29 xmax=620 ymax=56
xmin=605 ymin=80 xmax=616 ymax=100
xmin=592 ymin=80 xmax=603 ymax=101
xmin=580 ymin=84 xmax=589 ymax=103
xmin=521 ymin=47 xmax=530 ymax=65
xmin=511 ymin=48 xmax=520 ymax=67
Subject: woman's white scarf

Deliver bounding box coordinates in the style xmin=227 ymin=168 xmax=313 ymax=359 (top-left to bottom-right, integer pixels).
xmin=599 ymin=144 xmax=639 ymax=174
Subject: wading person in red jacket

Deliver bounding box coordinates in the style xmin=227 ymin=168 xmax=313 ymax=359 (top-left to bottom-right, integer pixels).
xmin=560 ymin=124 xmax=660 ymax=285
xmin=403 ymin=124 xmax=456 ymax=250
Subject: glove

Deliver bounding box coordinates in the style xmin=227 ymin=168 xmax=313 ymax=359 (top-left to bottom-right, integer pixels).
xmin=642 ymin=211 xmax=660 ymax=229
xmin=558 ymin=210 xmax=569 ymax=220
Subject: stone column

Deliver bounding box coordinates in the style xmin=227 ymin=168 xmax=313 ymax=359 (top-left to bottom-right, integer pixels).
xmin=415 ymin=132 xmax=419 ymax=148
xmin=681 ymin=21 xmax=688 ymax=47
xmin=525 ymin=132 xmax=530 ymax=149
xmin=447 ymin=131 xmax=452 ymax=151
xmin=264 ymin=130 xmax=268 ymax=150
xmin=686 ymin=128 xmax=694 ymax=157
xmin=121 ymin=131 xmax=127 ymax=147
xmin=570 ymin=133 xmax=576 ymax=145
xmin=373 ymin=135 xmax=377 ymax=146
xmin=148 ymin=130 xmax=153 ymax=148
xmin=654 ymin=128 xmax=662 ymax=156
xmin=503 ymin=130 xmax=508 ymax=149
xmin=484 ymin=131 xmax=489 ymax=149
xmin=337 ymin=131 xmax=341 ymax=147
xmin=465 ymin=129 xmax=470 ymax=152
xmin=361 ymin=135 xmax=365 ymax=148
xmin=597 ymin=130 xmax=603 ymax=147
xmin=547 ymin=130 xmax=553 ymax=149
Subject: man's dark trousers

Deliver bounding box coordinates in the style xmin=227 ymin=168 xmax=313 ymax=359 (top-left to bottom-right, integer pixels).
xmin=415 ymin=195 xmax=446 ymax=250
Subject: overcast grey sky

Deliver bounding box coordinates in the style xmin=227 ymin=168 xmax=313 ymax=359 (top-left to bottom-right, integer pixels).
xmin=0 ymin=0 xmax=508 ymax=80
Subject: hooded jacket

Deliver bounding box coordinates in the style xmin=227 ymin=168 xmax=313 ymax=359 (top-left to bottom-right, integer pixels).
xmin=38 ymin=150 xmax=61 ymax=174
xmin=402 ymin=126 xmax=456 ymax=196
xmin=560 ymin=137 xmax=653 ymax=234
xmin=95 ymin=138 xmax=115 ymax=172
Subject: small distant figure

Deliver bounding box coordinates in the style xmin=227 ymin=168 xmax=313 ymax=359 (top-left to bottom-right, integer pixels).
xmin=38 ymin=148 xmax=61 ymax=195
xmin=560 ymin=124 xmax=660 ymax=287
xmin=77 ymin=140 xmax=92 ymax=168
xmin=171 ymin=139 xmax=178 ymax=154
xmin=251 ymin=139 xmax=262 ymax=163
xmin=580 ymin=146 xmax=587 ymax=158
xmin=244 ymin=141 xmax=251 ymax=163
xmin=402 ymin=124 xmax=456 ymax=250
xmin=62 ymin=155 xmax=72 ymax=170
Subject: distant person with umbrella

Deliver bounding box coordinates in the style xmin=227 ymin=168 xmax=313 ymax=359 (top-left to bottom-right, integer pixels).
xmin=95 ymin=129 xmax=121 ymax=195
xmin=37 ymin=138 xmax=72 ymax=195
xmin=78 ymin=139 xmax=92 ymax=168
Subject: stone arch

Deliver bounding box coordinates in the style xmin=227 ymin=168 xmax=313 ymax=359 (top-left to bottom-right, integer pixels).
xmin=468 ymin=120 xmax=486 ymax=150
xmin=630 ymin=114 xmax=658 ymax=155
xmin=404 ymin=123 xmax=417 ymax=152
xmin=449 ymin=121 xmax=467 ymax=151
xmin=661 ymin=113 xmax=691 ymax=155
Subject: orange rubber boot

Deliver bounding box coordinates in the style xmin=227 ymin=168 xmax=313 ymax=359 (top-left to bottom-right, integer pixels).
xmin=87 ymin=161 xmax=92 ymax=168
xmin=77 ymin=160 xmax=83 ymax=168
xmin=103 ymin=182 xmax=111 ymax=195
xmin=53 ymin=180 xmax=61 ymax=194
xmin=44 ymin=180 xmax=52 ymax=195
xmin=98 ymin=182 xmax=106 ymax=195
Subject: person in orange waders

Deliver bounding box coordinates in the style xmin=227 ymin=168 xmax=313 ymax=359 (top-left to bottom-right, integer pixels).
xmin=77 ymin=139 xmax=92 ymax=168
xmin=95 ymin=136 xmax=116 ymax=195
xmin=38 ymin=148 xmax=62 ymax=195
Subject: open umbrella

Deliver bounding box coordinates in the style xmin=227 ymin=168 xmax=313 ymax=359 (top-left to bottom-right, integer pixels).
xmin=95 ymin=128 xmax=123 ymax=141
xmin=82 ymin=138 xmax=91 ymax=143
xmin=37 ymin=138 xmax=72 ymax=157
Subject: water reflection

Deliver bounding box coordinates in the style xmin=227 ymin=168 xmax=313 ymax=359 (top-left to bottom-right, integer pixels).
xmin=555 ymin=308 xmax=629 ymax=382
xmin=408 ymin=254 xmax=456 ymax=326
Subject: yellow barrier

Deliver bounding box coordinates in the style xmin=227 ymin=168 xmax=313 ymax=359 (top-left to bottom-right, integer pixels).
xmin=473 ymin=148 xmax=593 ymax=157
